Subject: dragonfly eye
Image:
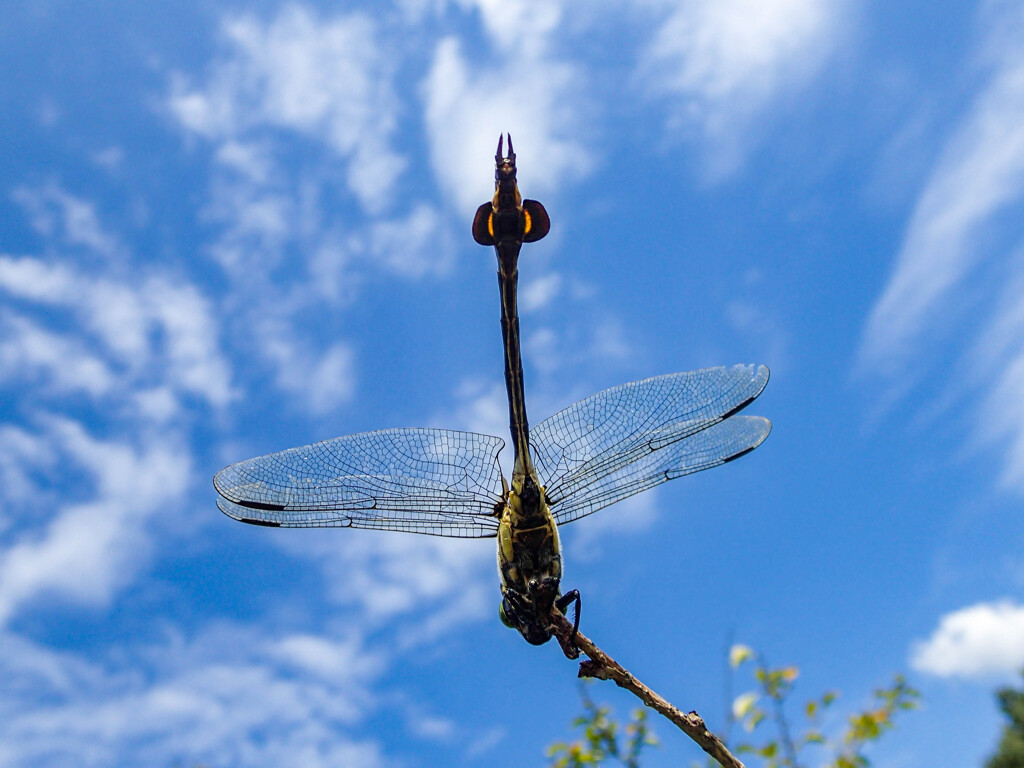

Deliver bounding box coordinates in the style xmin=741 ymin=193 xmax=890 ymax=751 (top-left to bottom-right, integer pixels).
xmin=499 ymin=598 xmax=516 ymax=629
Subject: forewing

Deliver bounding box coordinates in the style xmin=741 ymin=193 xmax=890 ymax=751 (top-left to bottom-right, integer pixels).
xmin=214 ymin=428 xmax=506 ymax=538
xmin=530 ymin=365 xmax=770 ymax=524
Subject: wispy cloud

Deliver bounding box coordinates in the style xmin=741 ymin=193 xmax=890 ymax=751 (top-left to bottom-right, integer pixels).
xmin=858 ymin=1 xmax=1024 ymax=490
xmin=281 ymin=529 xmax=494 ymax=630
xmin=519 ymin=273 xmax=563 ymax=314
xmin=11 ymin=183 xmax=125 ymax=261
xmin=0 ymin=185 xmax=232 ymax=624
xmin=0 ymin=625 xmax=386 ymax=768
xmin=911 ymin=600 xmax=1024 ymax=678
xmin=0 ymin=314 xmax=116 ymax=398
xmin=0 ymin=255 xmax=235 ymax=409
xmin=564 ymin=490 xmax=659 ymax=560
xmin=972 ymin=263 xmax=1024 ymax=489
xmin=727 ymin=291 xmax=790 ymax=372
xmin=0 ymin=425 xmax=59 ymax=522
xmin=635 ymin=0 xmax=845 ymax=178
xmin=169 ymin=5 xmax=404 ymax=213
xmin=860 ymin=61 xmax=1024 ymax=375
xmin=252 ymin=313 xmax=356 ymax=415
xmin=444 ymin=379 xmax=510 ymax=440
xmin=422 ymin=2 xmax=592 ymax=215
xmin=167 ymin=5 xmax=461 ymax=415
xmin=0 ymin=418 xmax=191 ymax=625
xmin=0 ymin=161 xmax=485 ymax=760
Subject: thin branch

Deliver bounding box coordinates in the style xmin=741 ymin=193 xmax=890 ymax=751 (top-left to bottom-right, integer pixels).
xmin=549 ymin=611 xmax=747 ymax=768
xmin=760 ymin=652 xmax=800 ymax=768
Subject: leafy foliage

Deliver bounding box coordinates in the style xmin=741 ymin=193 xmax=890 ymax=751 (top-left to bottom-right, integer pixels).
xmin=987 ymin=672 xmax=1024 ymax=768
xmin=729 ymin=644 xmax=919 ymax=768
xmin=547 ymin=644 xmax=919 ymax=768
xmin=547 ymin=685 xmax=658 ymax=768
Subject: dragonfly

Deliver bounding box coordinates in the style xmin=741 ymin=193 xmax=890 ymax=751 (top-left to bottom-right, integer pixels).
xmin=214 ymin=135 xmax=771 ymax=652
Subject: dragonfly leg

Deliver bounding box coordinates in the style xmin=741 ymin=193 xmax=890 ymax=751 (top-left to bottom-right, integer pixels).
xmin=500 ymin=588 xmax=529 ymax=630
xmin=555 ymin=589 xmax=581 ymax=646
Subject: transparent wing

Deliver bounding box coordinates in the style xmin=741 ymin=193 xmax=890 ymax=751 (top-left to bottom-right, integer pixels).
xmin=530 ymin=365 xmax=770 ymax=524
xmin=214 ymin=428 xmax=506 ymax=538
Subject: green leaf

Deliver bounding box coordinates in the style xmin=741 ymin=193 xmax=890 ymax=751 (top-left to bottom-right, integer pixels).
xmin=733 ymin=691 xmax=759 ymax=719
xmin=730 ymin=644 xmax=755 ymax=668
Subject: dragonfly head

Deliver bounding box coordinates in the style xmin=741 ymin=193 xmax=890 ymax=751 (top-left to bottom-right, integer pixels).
xmin=499 ymin=577 xmax=559 ymax=645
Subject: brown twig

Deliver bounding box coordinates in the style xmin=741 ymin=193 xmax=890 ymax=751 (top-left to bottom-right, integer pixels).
xmin=549 ymin=611 xmax=747 ymax=768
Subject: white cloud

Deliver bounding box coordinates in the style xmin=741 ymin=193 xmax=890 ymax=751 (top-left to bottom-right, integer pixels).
xmin=911 ymin=600 xmax=1024 ymax=678
xmin=422 ymin=34 xmax=591 ymax=215
xmin=444 ymin=379 xmax=509 ymax=439
xmin=563 ymin=489 xmax=660 ymax=560
xmin=519 ymin=273 xmax=562 ymax=314
xmin=522 ymin=316 xmax=632 ymax=378
xmin=131 ymin=387 xmax=181 ymax=424
xmin=192 ymin=157 xmax=365 ymax=415
xmin=300 ymin=342 xmax=356 ymax=415
xmin=860 ymin=59 xmax=1024 ymax=376
xmin=90 ymin=146 xmax=125 ymax=173
xmin=727 ymin=296 xmax=790 ymax=372
xmin=407 ymin=711 xmax=457 ymax=740
xmin=0 ymin=255 xmax=235 ymax=409
xmin=858 ymin=2 xmax=1024 ymax=491
xmin=0 ymin=314 xmax=116 ymax=398
xmin=202 ymin=170 xmax=296 ymax=275
xmin=0 ymin=188 xmax=238 ymax=626
xmin=464 ymin=725 xmax=508 ymax=759
xmin=0 ymin=253 xmax=79 ymax=302
xmin=369 ymin=203 xmax=452 ymax=279
xmin=584 ymin=317 xmax=633 ymax=364
xmin=268 ymin=632 xmax=385 ymax=685
xmin=0 ymin=418 xmax=191 ymax=626
xmin=972 ymin=265 xmax=1024 ymax=489
xmin=0 ymin=625 xmax=386 ymax=768
xmin=0 ymin=184 xmax=237 ymax=626
xmin=453 ymin=0 xmax=563 ymax=57
xmin=636 ymin=0 xmax=843 ymax=178
xmin=11 ymin=184 xmax=124 ymax=261
xmin=284 ymin=529 xmax=494 ymax=629
xmin=255 ymin=317 xmax=356 ymax=415
xmin=0 ymin=426 xmax=59 ymax=524
xmin=214 ymin=139 xmax=276 ymax=184
xmin=167 ymin=6 xmax=477 ymax=414
xmin=169 ymin=5 xmax=404 ymax=213
xmin=148 ymin=282 xmax=237 ymax=407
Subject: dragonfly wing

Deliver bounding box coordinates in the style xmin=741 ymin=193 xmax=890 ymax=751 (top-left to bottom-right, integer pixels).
xmin=214 ymin=428 xmax=506 ymax=538
xmin=529 ymin=365 xmax=770 ymax=525
xmin=545 ymin=415 xmax=770 ymax=524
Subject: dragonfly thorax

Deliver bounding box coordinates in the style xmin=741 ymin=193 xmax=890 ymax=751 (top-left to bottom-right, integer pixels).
xmin=497 ymin=478 xmax=564 ymax=645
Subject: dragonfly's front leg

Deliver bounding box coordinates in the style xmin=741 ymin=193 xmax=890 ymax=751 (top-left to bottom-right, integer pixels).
xmin=499 ymin=587 xmax=529 ymax=630
xmin=553 ymin=589 xmax=581 ymax=658
xmin=556 ymin=589 xmax=581 ymax=638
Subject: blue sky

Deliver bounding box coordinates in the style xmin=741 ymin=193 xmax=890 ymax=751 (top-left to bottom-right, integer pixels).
xmin=2 ymin=0 xmax=1024 ymax=766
